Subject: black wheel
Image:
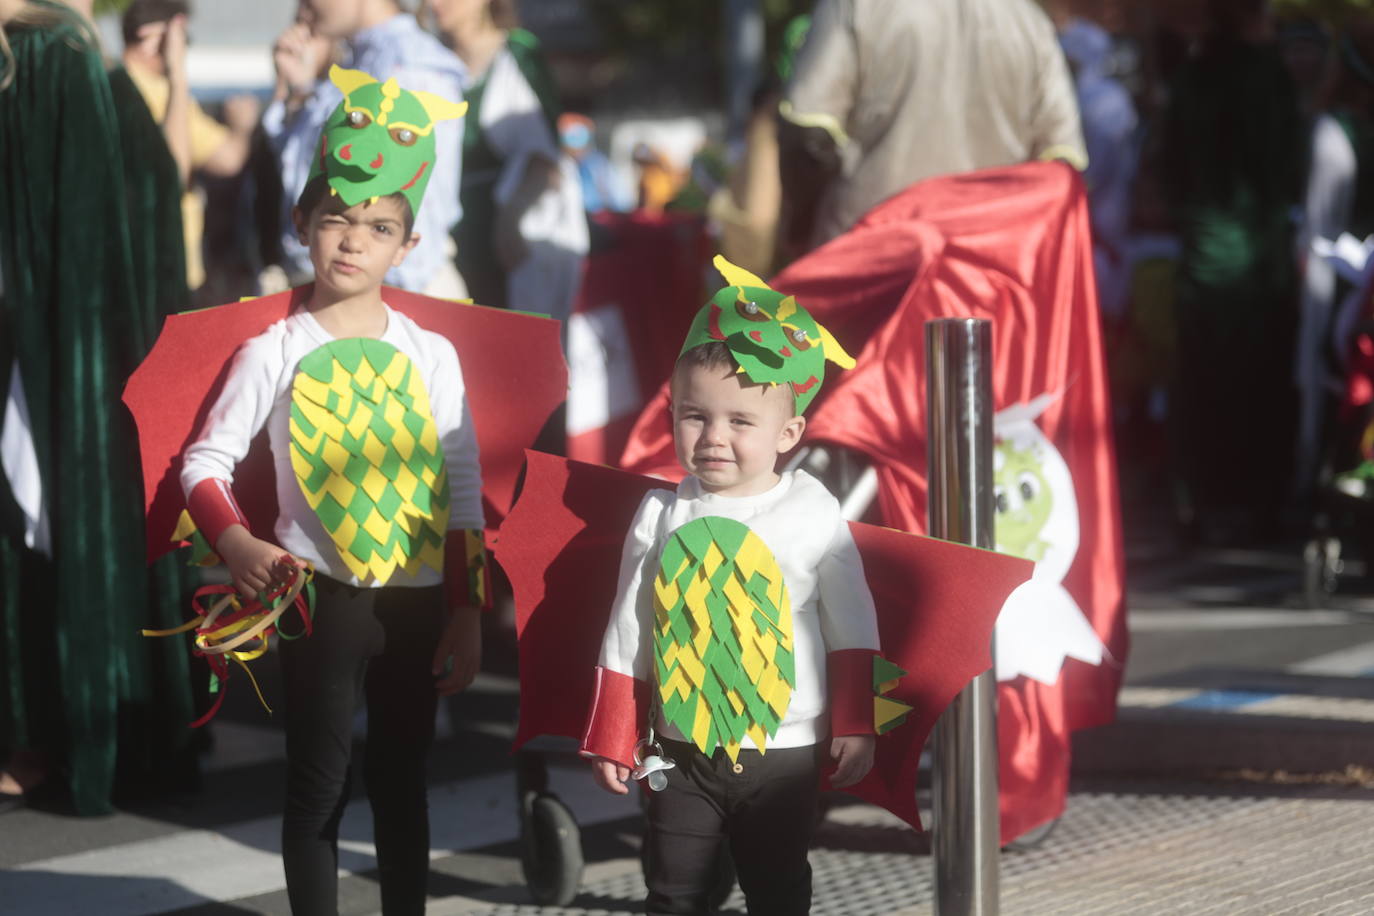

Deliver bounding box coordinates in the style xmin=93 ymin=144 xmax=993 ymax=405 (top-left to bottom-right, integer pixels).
xmin=520 ymin=790 xmax=584 ymax=905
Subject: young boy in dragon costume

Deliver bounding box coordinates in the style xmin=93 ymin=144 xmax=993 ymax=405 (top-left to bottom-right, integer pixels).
xmin=582 ymin=257 xmax=900 ymax=915
xmin=178 ymin=65 xmax=481 ymax=915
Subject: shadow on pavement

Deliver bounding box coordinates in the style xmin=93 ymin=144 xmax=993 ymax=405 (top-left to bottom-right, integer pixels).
xmin=0 ymin=870 xmax=260 ymax=916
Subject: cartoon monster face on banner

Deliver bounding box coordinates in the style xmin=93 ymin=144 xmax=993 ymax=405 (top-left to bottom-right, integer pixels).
xmin=993 ymin=394 xmax=1078 ymax=582
xmin=679 ymin=256 xmax=855 ymax=414
xmin=991 ymin=394 xmax=1108 ymax=684
xmin=994 ymin=440 xmax=1056 ymax=566
xmin=306 ymin=65 xmax=468 ymax=218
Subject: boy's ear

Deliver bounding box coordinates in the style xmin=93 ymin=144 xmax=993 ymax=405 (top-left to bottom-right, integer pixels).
xmin=776 ymin=413 xmax=806 ymax=455
xmin=391 ymin=231 xmax=421 ymax=268
xmin=291 ymin=206 xmax=309 ymax=244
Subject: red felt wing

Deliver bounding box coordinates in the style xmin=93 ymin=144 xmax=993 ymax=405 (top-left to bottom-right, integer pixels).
xmin=496 ymin=451 xmax=666 ymax=752
xmin=495 ymin=450 xmax=1030 ymax=831
xmin=122 ymin=285 xmax=566 ymax=562
xmin=848 ymin=525 xmax=1028 ymax=829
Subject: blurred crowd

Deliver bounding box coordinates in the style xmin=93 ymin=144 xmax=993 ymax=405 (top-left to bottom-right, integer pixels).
xmin=5 ymin=0 xmax=1374 ymax=816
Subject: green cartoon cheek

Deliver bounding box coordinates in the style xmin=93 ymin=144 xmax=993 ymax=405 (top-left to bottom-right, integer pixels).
xmin=994 ymin=443 xmax=1054 ymax=563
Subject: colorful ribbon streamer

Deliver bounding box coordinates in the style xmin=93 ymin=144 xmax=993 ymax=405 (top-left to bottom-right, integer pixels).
xmin=143 ymin=557 xmax=316 ymax=727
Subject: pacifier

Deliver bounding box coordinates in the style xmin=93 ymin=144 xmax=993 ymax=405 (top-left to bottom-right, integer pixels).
xmin=631 ymin=739 xmax=676 ymax=792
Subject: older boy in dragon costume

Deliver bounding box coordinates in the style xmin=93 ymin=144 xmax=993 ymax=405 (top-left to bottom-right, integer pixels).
xmin=177 ymin=65 xmax=482 ymax=915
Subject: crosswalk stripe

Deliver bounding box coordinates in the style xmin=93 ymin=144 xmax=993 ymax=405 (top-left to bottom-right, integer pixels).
xmin=1128 ymin=608 xmax=1362 ymax=631
xmin=1286 ymin=640 xmax=1374 ymax=676
xmin=3 ymin=765 xmax=638 ymax=916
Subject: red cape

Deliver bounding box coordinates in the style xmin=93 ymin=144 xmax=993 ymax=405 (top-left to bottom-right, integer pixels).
xmin=494 ymin=450 xmax=1030 ymax=831
xmin=616 ymin=162 xmax=1126 ymax=842
xmin=123 ymin=285 xmax=568 ymax=561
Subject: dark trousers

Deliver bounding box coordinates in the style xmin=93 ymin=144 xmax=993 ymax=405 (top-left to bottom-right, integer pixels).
xmin=645 ymin=738 xmax=823 ymax=915
xmin=278 ymin=575 xmax=445 ymax=916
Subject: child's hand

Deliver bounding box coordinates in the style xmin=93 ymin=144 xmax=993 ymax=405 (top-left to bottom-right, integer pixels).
xmin=216 ymin=525 xmax=295 ymax=600
xmin=591 ymin=758 xmax=631 ymax=795
xmin=432 ymin=608 xmax=480 ymax=696
xmin=828 ymin=734 xmax=876 ymax=789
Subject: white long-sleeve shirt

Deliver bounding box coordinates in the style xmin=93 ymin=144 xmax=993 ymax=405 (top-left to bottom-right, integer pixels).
xmin=181 ymin=306 xmax=483 ymax=587
xmin=262 ymin=14 xmax=465 ymax=293
xmin=598 ymin=470 xmax=880 ymax=750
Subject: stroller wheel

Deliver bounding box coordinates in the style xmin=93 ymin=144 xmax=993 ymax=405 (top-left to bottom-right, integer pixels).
xmin=1303 ymin=537 xmax=1342 ymax=608
xmin=520 ymin=789 xmax=584 ymax=905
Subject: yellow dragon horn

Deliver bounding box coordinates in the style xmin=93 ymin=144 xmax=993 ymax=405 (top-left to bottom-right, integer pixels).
xmin=329 ymin=64 xmax=377 ymax=98
xmin=411 ymin=89 xmax=469 ymax=124
xmin=818 ymin=323 xmax=856 ymax=369
xmin=713 ymin=254 xmax=770 ymax=291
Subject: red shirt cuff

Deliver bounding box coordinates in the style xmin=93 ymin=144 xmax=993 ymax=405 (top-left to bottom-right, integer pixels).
xmin=186 ymin=478 xmax=249 ymax=548
xmin=580 ymin=666 xmax=649 ymax=768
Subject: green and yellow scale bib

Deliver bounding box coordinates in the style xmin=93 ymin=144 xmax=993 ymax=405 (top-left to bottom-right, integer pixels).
xmin=653 ymin=516 xmax=795 ymax=762
xmin=289 ymin=338 xmax=450 ymax=584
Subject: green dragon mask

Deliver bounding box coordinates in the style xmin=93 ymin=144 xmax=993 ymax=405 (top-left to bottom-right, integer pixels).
xmin=305 ymin=65 xmax=468 ymax=218
xmin=679 ymin=256 xmax=855 ymax=414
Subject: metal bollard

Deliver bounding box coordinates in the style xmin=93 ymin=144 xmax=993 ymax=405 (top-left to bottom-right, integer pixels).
xmin=926 ymin=318 xmax=1000 ymax=915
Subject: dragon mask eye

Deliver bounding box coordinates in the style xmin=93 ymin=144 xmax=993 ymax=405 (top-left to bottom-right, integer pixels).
xmin=736 ymin=300 xmax=770 ymax=322
xmin=347 ymin=110 xmax=371 ymax=129
xmin=389 ymin=127 xmax=417 ymax=147
xmin=788 ymin=327 xmax=812 ymax=350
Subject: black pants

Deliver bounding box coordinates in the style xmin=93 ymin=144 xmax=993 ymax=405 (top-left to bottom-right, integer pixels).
xmin=278 ymin=576 xmax=444 ymax=916
xmin=644 ymin=738 xmax=823 ymax=915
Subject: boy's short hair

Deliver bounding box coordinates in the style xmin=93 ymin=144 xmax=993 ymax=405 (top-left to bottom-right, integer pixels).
xmin=675 ymin=341 xmax=798 ymax=415
xmin=295 ymin=175 xmax=416 ymax=239
xmin=122 ymin=0 xmax=189 ymax=46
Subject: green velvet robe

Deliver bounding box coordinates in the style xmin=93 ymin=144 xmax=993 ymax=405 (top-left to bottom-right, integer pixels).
xmin=0 ymin=6 xmax=195 ymax=815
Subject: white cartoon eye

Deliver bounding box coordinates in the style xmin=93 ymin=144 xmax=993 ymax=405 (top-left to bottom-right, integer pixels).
xmin=347 ymin=110 xmax=371 ymax=129
xmin=994 ymin=485 xmax=1010 ymax=514
xmin=1017 ymin=470 xmax=1041 ymax=503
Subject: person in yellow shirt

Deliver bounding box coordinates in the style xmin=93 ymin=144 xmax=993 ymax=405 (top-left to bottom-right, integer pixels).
xmin=120 ymin=0 xmax=260 ymax=291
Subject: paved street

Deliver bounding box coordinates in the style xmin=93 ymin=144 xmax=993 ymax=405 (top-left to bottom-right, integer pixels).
xmin=5 ymin=519 xmax=1374 ymax=915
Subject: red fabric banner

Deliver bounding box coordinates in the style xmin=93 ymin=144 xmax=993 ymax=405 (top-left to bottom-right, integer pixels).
xmin=617 ymin=161 xmax=1127 ymax=843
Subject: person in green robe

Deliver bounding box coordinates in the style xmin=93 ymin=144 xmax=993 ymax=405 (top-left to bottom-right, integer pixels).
xmin=0 ymin=0 xmax=195 ymax=815
xmin=1161 ymin=0 xmax=1306 ymax=544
